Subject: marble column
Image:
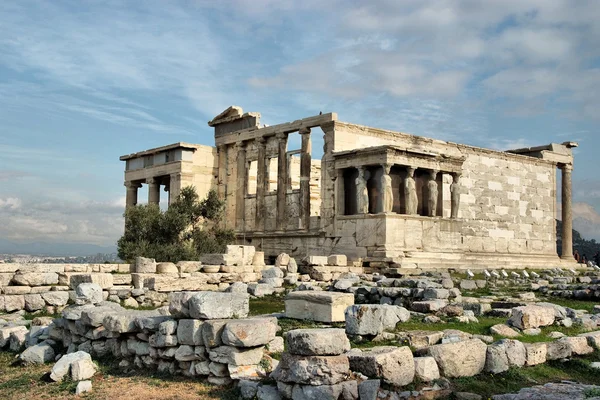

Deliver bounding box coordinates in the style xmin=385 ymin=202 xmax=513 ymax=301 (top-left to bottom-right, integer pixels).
xmin=299 ymin=128 xmax=312 ymax=230
xmin=124 ymin=181 xmax=141 ymax=208
xmin=561 ymin=163 xmax=574 ymax=260
xmin=255 ymin=137 xmax=267 ymax=232
xmin=380 ymin=164 xmax=393 ymax=213
xmin=427 ymin=169 xmax=439 ymax=217
xmin=450 ymin=172 xmax=462 ymax=219
xmin=405 ymin=167 xmax=418 ymax=215
xmin=169 ymin=173 xmax=181 ymax=204
xmin=276 ymin=132 xmax=288 ymax=230
xmin=235 ymin=141 xmax=247 ymax=231
xmin=147 ymin=178 xmax=160 ymax=205
xmin=217 ymin=144 xmax=227 ymax=199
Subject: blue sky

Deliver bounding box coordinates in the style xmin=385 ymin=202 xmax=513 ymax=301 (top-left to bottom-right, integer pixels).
xmin=1 ymin=0 xmax=600 ymax=250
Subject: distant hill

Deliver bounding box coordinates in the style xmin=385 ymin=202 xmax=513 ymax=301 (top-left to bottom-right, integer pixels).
xmin=0 ymin=239 xmax=116 ymax=257
xmin=557 ymin=219 xmax=600 ymax=261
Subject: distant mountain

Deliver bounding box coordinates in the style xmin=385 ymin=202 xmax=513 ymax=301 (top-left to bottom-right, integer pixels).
xmin=0 ymin=239 xmax=116 ymax=257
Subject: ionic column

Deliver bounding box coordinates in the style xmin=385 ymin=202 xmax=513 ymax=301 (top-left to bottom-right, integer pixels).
xmin=380 ymin=163 xmax=393 ymax=213
xmin=169 ymin=173 xmax=181 ymax=204
xmin=561 ymin=163 xmax=574 ymax=260
xmin=276 ymin=132 xmax=288 ymax=230
xmin=450 ymin=172 xmax=462 ymax=219
xmin=124 ymin=181 xmax=141 ymax=208
xmin=147 ymin=178 xmax=160 ymax=205
xmin=427 ymin=169 xmax=439 ymax=217
xmin=299 ymin=128 xmax=312 ymax=230
xmin=217 ymin=144 xmax=228 ymax=199
xmin=236 ymin=141 xmax=247 ymax=231
xmin=255 ymin=137 xmax=267 ymax=232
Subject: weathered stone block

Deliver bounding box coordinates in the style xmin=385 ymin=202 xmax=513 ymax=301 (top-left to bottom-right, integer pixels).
xmin=41 ymin=291 xmax=69 ymax=306
xmin=177 ymin=319 xmax=204 ymax=346
xmin=414 ymin=357 xmax=440 ymax=382
xmin=135 ymin=257 xmax=156 ymax=273
xmin=24 ymin=294 xmax=45 ymax=311
xmin=348 ymin=346 xmax=414 ymax=387
xmin=271 ymin=353 xmax=350 ymax=385
xmin=285 ymin=291 xmax=354 ymax=323
xmin=427 ymin=339 xmax=487 ymax=378
xmin=4 ymin=295 xmax=25 ymax=312
xmin=208 ymin=345 xmax=264 ymax=366
xmin=286 ymin=328 xmax=350 ymax=356
xmin=327 ymin=254 xmax=347 ymax=266
xmin=222 ymin=318 xmax=277 ymax=348
xmin=345 ymin=304 xmax=410 ymax=336
xmin=69 ymin=274 xmax=113 ymax=290
xmin=524 ymin=342 xmax=547 ymax=366
xmin=508 ymin=305 xmax=555 ymax=330
xmin=12 ymin=272 xmax=58 ymax=286
xmin=188 ymin=292 xmax=249 ymax=319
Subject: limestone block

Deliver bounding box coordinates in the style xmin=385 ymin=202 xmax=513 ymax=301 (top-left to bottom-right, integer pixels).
xmin=176 ymin=261 xmax=203 ymax=273
xmin=156 ymin=262 xmax=178 ymax=274
xmin=427 ymin=339 xmax=487 ymax=378
xmin=202 ymin=320 xmax=228 ymax=348
xmin=9 ymin=327 xmax=28 ymax=351
xmin=41 ymin=291 xmax=69 ymax=306
xmin=188 ymin=292 xmax=249 ymax=319
xmin=348 ymin=346 xmax=415 ymax=387
xmin=261 ymin=267 xmax=284 ymax=279
xmin=199 ymin=253 xmax=239 ymax=266
xmin=524 ymin=342 xmax=547 ymax=366
xmin=252 ymin=252 xmax=266 ymax=267
xmin=50 ymin=351 xmax=93 ymax=382
xmin=564 ymin=336 xmax=594 ymax=355
xmin=358 ymin=380 xmax=380 ymax=400
xmin=275 ymin=253 xmax=290 ymax=267
xmin=508 ymin=305 xmax=555 ymax=330
xmin=12 ymin=272 xmax=58 ymax=286
xmin=304 ymin=255 xmax=328 ymax=266
xmin=69 ymin=274 xmax=113 ymax=290
xmin=71 ymin=358 xmax=97 ymax=381
xmin=222 ymin=318 xmax=277 ymax=348
xmin=3 ymin=286 xmax=31 ymax=295
xmin=490 ymin=324 xmax=521 ymax=338
xmin=460 ymin=280 xmax=477 ymax=290
xmin=135 ymin=257 xmax=156 ymax=273
xmin=546 ymin=338 xmax=572 ymax=360
xmin=422 ymin=288 xmax=450 ymax=300
xmin=271 ymin=353 xmax=350 ymax=385
xmin=248 ymin=283 xmax=275 ymax=297
xmin=241 ymin=246 xmax=255 ymax=265
xmin=75 ymin=283 xmax=103 ymax=305
xmin=260 ymin=277 xmax=283 ymax=287
xmin=19 ymin=342 xmax=55 ymax=364
xmin=76 ymin=381 xmax=92 ymax=395
xmin=345 ymin=304 xmax=410 ymax=336
xmin=4 ymin=295 xmax=25 ymax=312
xmin=285 ymin=291 xmax=354 ymax=323
xmin=414 ymin=357 xmax=440 ymax=382
xmin=208 ymin=345 xmax=264 ymax=366
xmin=0 ymin=325 xmax=28 ymax=348
xmin=327 ymin=254 xmax=347 ymax=267
xmin=267 ymin=336 xmax=284 ymax=353
xmin=24 ymin=294 xmax=45 ymax=311
xmin=410 ymin=300 xmax=448 ymax=313
xmin=291 ymin=381 xmax=358 ymax=400
xmin=578 ymin=331 xmax=600 ymax=349
xmin=286 ymin=328 xmax=350 ymax=356
xmin=287 ymin=258 xmax=298 ymax=273
xmin=407 ymin=330 xmax=444 ymax=350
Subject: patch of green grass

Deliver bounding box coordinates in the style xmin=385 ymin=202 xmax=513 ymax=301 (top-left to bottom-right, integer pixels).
xmin=249 ymin=295 xmax=286 ymax=316
xmin=585 ymin=387 xmax=600 ymax=398
xmin=276 ymin=318 xmax=344 ymax=334
xmin=22 ymin=310 xmax=60 ymax=320
xmin=395 ymin=316 xmax=507 ymax=337
xmin=451 ymin=353 xmax=600 ymax=397
xmin=540 ymin=297 xmax=598 ymax=313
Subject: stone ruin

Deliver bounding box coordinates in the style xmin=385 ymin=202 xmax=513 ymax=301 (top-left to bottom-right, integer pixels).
xmin=2 ymin=245 xmax=600 ymax=399
xmin=121 ymin=106 xmax=579 ymax=272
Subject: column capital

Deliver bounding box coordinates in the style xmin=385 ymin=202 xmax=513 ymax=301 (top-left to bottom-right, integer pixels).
xmin=381 ymin=163 xmax=392 ymax=174
xmin=429 ymin=169 xmax=439 ymax=179
xmin=235 ymin=141 xmax=247 ymax=151
xmin=299 ymin=127 xmax=311 ymax=135
xmin=255 ymin=136 xmax=266 ymax=145
xmin=560 ymin=163 xmax=573 ymax=172
xmin=407 ymin=166 xmax=416 ymax=176
xmin=276 ymin=132 xmax=288 ymax=141
xmin=124 ymin=181 xmax=142 ymax=189
xmin=217 ymin=144 xmax=227 ymax=152
xmin=146 ymin=177 xmax=157 ymax=185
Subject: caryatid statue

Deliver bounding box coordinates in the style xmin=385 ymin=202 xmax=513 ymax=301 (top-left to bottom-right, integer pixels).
xmin=356 ymin=167 xmax=369 ymax=214
xmin=380 ymin=164 xmax=393 ymax=213
xmin=451 ymin=172 xmax=462 ymax=219
xmin=427 ymin=170 xmax=438 ymax=217
xmin=405 ymin=167 xmax=418 ymax=215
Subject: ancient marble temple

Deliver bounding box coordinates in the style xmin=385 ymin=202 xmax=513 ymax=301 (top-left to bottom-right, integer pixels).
xmin=120 ymin=106 xmax=577 ymax=270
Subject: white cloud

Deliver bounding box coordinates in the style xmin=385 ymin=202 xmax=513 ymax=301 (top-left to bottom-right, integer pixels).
xmin=0 ymin=197 xmax=21 ymax=210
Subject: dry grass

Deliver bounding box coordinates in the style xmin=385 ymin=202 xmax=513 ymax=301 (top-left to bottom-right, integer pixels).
xmin=0 ymin=353 xmax=237 ymax=400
